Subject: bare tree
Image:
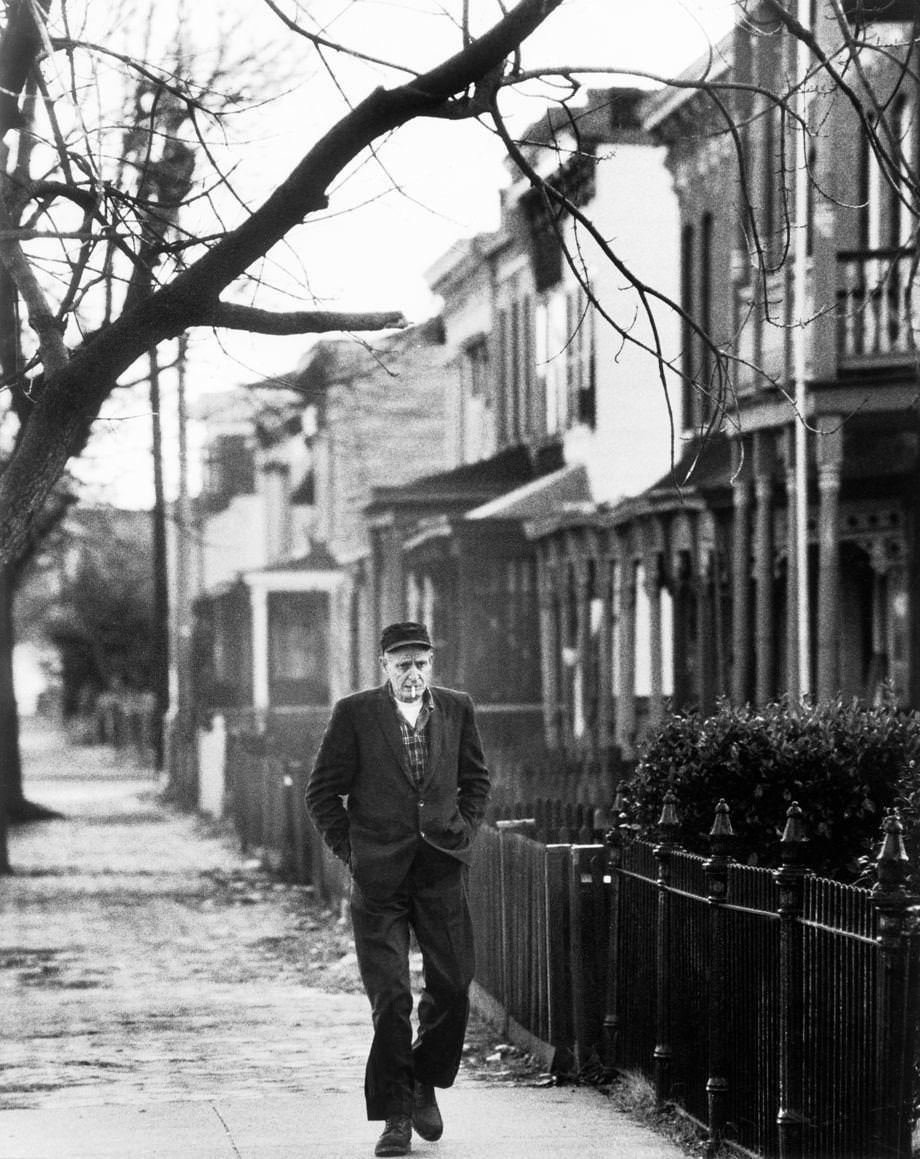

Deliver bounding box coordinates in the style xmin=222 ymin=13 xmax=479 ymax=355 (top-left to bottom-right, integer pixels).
xmin=0 ymin=0 xmax=916 ymax=872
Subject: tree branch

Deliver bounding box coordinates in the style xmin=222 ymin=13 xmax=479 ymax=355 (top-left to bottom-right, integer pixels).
xmin=0 ymin=0 xmax=47 ymax=135
xmin=0 ymin=177 xmax=67 ymax=375
xmin=0 ymin=0 xmax=567 ymax=567
xmin=203 ymin=302 xmax=408 ymax=334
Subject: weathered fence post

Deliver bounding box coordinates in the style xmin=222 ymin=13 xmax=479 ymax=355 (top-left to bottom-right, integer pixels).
xmin=283 ymin=758 xmax=308 ymax=882
xmin=773 ymin=801 xmax=807 ymax=1159
xmin=602 ymin=786 xmax=628 ymax=1068
xmin=497 ymin=823 xmax=511 ymax=1038
xmin=871 ymin=810 xmax=915 ymax=1159
xmin=568 ymin=844 xmax=587 ymax=1071
xmin=545 ymin=842 xmax=574 ymax=1071
xmin=653 ymin=789 xmax=681 ymax=1105
xmin=704 ymin=800 xmax=734 ymax=1157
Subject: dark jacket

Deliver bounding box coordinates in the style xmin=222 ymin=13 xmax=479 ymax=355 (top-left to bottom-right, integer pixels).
xmin=305 ymin=683 xmax=491 ymax=895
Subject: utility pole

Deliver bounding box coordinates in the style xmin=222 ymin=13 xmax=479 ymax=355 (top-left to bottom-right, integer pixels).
xmin=168 ymin=333 xmax=197 ymax=800
xmin=149 ymin=345 xmax=169 ymax=769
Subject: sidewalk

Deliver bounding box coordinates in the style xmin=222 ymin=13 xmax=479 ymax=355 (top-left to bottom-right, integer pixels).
xmin=0 ymin=721 xmax=685 ymax=1159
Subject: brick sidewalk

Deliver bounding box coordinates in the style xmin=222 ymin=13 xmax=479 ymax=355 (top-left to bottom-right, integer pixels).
xmin=0 ymin=720 xmax=685 ymax=1159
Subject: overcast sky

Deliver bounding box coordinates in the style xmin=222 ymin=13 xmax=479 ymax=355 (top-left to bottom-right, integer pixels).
xmin=71 ymin=0 xmax=736 ymax=506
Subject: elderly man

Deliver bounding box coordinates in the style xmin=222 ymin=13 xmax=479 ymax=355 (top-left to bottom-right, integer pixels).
xmin=306 ymin=621 xmax=490 ymax=1157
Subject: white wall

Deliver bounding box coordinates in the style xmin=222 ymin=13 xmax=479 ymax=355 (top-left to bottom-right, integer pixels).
xmin=440 ymin=264 xmax=496 ymax=466
xmin=562 ymin=142 xmax=681 ymax=504
xmin=200 ymin=494 xmax=268 ymax=590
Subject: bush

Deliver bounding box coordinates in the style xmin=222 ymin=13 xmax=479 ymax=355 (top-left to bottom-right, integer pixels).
xmin=623 ymin=693 xmax=920 ymax=883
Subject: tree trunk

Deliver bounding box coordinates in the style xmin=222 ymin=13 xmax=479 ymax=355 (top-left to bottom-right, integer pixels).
xmin=0 ymin=564 xmax=22 ymax=805
xmin=0 ymin=565 xmax=59 ymax=830
xmin=0 ymin=566 xmax=14 ymax=870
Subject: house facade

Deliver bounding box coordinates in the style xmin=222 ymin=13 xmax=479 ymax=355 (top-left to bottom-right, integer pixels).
xmin=370 ymin=87 xmax=682 ymax=778
xmin=174 ymin=85 xmax=683 ymax=800
xmin=184 ymin=322 xmax=453 ymax=750
xmin=525 ymin=2 xmax=920 ymax=770
xmin=177 ymin=6 xmax=920 ymax=805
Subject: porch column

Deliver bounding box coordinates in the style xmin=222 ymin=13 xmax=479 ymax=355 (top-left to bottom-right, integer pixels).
xmin=783 ymin=428 xmax=800 ymax=701
xmin=615 ymin=537 xmax=637 ymax=760
xmin=249 ymin=583 xmax=270 ymax=712
xmin=695 ymin=554 xmax=715 ymax=713
xmin=731 ymin=440 xmax=753 ymax=704
xmin=697 ymin=515 xmax=719 ymax=714
xmin=559 ymin=562 xmax=575 ymax=748
xmin=645 ymin=554 xmax=665 ymax=731
xmin=753 ymin=431 xmax=776 ymax=705
xmin=573 ymin=540 xmax=591 ymax=748
xmin=816 ymin=420 xmax=843 ymax=700
xmin=537 ymin=544 xmax=560 ymax=748
xmin=596 ymin=553 xmax=614 ymax=754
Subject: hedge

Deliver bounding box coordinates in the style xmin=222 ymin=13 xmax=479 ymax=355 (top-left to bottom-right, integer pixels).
xmin=622 ymin=693 xmax=920 ymax=883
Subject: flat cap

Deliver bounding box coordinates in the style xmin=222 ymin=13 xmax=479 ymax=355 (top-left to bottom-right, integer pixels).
xmin=380 ymin=621 xmax=433 ymax=653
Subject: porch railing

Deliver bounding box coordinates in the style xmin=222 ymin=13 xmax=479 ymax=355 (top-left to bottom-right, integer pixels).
xmin=837 ymin=248 xmax=918 ymax=363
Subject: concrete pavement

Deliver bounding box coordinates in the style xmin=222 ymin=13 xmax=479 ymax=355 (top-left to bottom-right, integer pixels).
xmin=0 ymin=719 xmax=686 ymax=1159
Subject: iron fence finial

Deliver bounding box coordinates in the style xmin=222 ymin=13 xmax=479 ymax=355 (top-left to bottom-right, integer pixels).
xmin=658 ymin=788 xmax=680 ymax=834
xmin=710 ymin=799 xmax=735 ymax=839
xmin=779 ymin=801 xmax=807 ymax=866
xmin=874 ymin=809 xmax=909 ymax=894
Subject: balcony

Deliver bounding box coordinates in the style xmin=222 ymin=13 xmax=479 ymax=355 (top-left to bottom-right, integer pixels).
xmin=841 ymin=0 xmax=916 ymax=21
xmin=836 ymin=248 xmax=918 ymax=368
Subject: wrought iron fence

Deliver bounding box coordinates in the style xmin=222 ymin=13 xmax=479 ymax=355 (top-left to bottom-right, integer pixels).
xmin=218 ymin=731 xmax=918 ymax=1158
xmin=476 ymin=794 xmax=919 ymax=1159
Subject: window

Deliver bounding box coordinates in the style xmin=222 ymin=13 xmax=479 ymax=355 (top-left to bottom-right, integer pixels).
xmin=520 ymin=293 xmax=535 ymax=435
xmin=538 ymin=291 xmax=569 ymax=434
xmin=680 ymin=212 xmax=716 ymax=432
xmin=891 ymin=93 xmax=916 ymax=249
xmin=523 ymin=188 xmax=564 ymax=292
xmin=565 ymin=284 xmax=596 ymax=429
xmin=861 ymin=117 xmax=884 ymax=251
xmin=457 ymin=336 xmax=491 ymax=463
xmin=464 ymin=336 xmax=489 ymax=398
xmin=699 ymin=211 xmax=714 ymax=412
xmin=496 ymin=284 xmax=536 ymax=446
xmin=267 ymin=591 xmax=329 ymax=705
xmin=509 ymin=297 xmax=521 ymax=438
xmin=495 ymin=308 xmax=510 ymax=443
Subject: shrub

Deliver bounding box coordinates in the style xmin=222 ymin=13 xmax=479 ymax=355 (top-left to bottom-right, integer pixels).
xmin=623 ymin=693 xmax=920 ymax=883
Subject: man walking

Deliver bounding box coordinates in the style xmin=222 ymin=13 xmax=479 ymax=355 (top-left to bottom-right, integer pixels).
xmin=306 ymin=622 xmax=490 ymax=1156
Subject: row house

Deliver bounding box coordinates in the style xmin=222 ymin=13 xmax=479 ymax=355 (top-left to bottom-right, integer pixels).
xmin=179 ymin=85 xmax=682 ymax=798
xmin=375 ymin=88 xmax=681 ymax=774
xmin=185 ymin=382 xmax=338 ymax=719
xmin=528 ymin=1 xmax=920 ymax=764
xmin=185 ymin=320 xmax=450 ymax=752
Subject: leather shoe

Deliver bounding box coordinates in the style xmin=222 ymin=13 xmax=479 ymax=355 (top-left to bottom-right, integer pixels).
xmin=374 ymin=1115 xmax=412 ymax=1156
xmin=412 ymin=1082 xmax=443 ymax=1141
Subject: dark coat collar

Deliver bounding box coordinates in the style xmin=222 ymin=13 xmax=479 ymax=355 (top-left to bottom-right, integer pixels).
xmin=371 ymin=683 xmax=442 ymax=788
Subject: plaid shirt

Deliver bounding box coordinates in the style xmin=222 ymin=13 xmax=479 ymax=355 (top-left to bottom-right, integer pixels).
xmin=389 ymin=685 xmax=434 ymax=787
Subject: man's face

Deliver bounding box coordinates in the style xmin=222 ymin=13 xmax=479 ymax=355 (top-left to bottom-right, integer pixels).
xmin=381 ymin=646 xmax=433 ymax=702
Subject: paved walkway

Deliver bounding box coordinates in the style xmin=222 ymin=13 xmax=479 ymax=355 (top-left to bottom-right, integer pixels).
xmin=0 ymin=720 xmax=685 ymax=1159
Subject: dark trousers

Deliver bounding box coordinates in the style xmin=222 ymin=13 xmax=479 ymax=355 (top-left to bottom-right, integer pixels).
xmin=350 ymin=839 xmax=475 ymax=1120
